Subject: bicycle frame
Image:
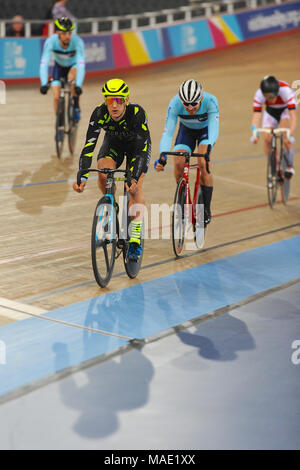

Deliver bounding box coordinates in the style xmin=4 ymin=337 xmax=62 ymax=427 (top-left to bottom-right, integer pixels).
xmin=77 ymin=167 xmax=130 ymax=240
xmin=253 ymin=127 xmax=291 ymax=206
xmin=160 ymin=150 xmax=210 ymax=225
xmin=77 ymin=167 xmax=143 ymax=286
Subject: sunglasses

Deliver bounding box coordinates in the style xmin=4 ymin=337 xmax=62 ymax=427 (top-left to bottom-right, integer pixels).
xmin=182 ymin=101 xmax=200 ymax=107
xmin=105 ymin=97 xmax=125 ymax=105
xmin=263 ymin=93 xmax=277 ymax=99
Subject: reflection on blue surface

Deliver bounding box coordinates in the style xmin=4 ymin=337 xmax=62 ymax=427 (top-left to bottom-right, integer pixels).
xmin=0 ymin=235 xmax=300 ymax=397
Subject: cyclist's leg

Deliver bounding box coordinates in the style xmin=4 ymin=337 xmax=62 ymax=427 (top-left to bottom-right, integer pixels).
xmin=278 ymin=110 xmax=295 ymax=177
xmin=126 ymin=148 xmax=149 ymax=259
xmin=197 ymin=127 xmax=215 ymax=226
xmin=97 ymin=136 xmax=122 ymax=194
xmin=197 ymin=143 xmax=213 ymax=226
xmin=173 ymin=123 xmax=195 ymax=182
xmin=51 ymin=62 xmax=63 ymax=113
xmin=127 ymin=173 xmax=145 ymax=259
xmin=68 ymin=66 xmax=81 ymax=121
xmin=262 ymin=110 xmax=278 ymax=155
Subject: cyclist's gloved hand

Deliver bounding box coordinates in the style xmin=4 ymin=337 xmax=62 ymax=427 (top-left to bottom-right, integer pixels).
xmin=40 ymin=85 xmax=48 ymax=95
xmin=250 ymin=125 xmax=258 ymax=143
xmin=154 ymin=154 xmax=167 ymax=170
xmin=75 ymin=86 xmax=82 ymax=96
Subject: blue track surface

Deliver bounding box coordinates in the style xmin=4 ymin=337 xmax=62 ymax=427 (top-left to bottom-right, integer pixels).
xmin=1 ymin=235 xmax=300 ymax=398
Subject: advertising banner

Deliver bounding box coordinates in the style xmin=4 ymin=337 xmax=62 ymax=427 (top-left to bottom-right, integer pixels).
xmin=0 ymin=38 xmax=40 ymax=79
xmin=1 ymin=2 xmax=300 ymax=81
xmin=83 ymin=35 xmax=114 ymax=72
xmin=237 ymin=1 xmax=300 ymax=39
xmin=166 ymin=19 xmax=214 ymax=57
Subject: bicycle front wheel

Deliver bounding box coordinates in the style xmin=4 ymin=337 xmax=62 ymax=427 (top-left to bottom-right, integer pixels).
xmin=91 ymin=197 xmax=117 ymax=287
xmin=172 ymin=177 xmax=187 ymax=257
xmin=55 ymin=98 xmax=65 ymax=158
xmin=266 ymin=149 xmax=277 ymax=208
xmin=280 ymin=151 xmax=291 ymax=204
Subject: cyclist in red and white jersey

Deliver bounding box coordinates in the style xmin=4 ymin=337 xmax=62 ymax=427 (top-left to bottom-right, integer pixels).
xmin=251 ymin=76 xmax=297 ymax=178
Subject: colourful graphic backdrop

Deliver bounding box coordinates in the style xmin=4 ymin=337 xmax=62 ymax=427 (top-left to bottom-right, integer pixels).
xmin=1 ymin=2 xmax=299 ymax=80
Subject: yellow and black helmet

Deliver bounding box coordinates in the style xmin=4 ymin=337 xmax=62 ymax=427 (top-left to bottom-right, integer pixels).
xmin=102 ymin=78 xmax=129 ymax=98
xmin=55 ymin=17 xmax=75 ymax=32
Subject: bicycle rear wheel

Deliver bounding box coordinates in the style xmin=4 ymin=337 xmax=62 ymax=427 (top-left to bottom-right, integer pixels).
xmin=67 ymin=96 xmax=78 ymax=155
xmin=193 ymin=185 xmax=205 ymax=249
xmin=266 ymin=149 xmax=277 ymax=208
xmin=55 ymin=98 xmax=65 ymax=158
xmin=280 ymin=150 xmax=290 ymax=204
xmin=172 ymin=177 xmax=187 ymax=257
xmin=91 ymin=197 xmax=117 ymax=287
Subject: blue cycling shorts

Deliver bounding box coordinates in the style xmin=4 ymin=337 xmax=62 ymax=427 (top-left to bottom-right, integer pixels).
xmin=174 ymin=123 xmax=209 ymax=153
xmin=51 ymin=62 xmax=75 ymax=86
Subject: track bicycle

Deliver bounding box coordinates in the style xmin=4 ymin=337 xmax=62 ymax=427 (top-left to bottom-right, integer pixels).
xmin=253 ymin=128 xmax=292 ymax=207
xmin=160 ymin=151 xmax=210 ymax=257
xmin=77 ymin=168 xmax=144 ymax=288
xmin=54 ymin=77 xmax=78 ymax=159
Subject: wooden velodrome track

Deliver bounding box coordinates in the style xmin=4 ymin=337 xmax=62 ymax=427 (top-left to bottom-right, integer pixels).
xmin=1 ymin=31 xmax=300 ymax=322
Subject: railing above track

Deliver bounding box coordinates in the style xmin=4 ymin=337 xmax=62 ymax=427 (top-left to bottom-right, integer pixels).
xmin=0 ymin=0 xmax=291 ymax=37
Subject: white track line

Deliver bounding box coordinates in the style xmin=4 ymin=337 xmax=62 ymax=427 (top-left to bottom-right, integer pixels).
xmin=0 ymin=297 xmax=47 ymax=321
xmin=0 ymin=297 xmax=134 ymax=340
xmin=214 ymin=175 xmax=266 ymax=191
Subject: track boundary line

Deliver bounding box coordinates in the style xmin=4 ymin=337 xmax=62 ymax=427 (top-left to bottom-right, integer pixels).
xmin=21 ymin=223 xmax=300 ymax=302
xmin=0 ymin=304 xmax=134 ymax=341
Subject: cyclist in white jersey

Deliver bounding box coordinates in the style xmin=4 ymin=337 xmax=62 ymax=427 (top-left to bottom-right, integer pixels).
xmin=39 ymin=17 xmax=85 ymax=125
xmin=251 ymin=75 xmax=297 ymax=179
xmin=155 ymin=79 xmax=219 ymax=226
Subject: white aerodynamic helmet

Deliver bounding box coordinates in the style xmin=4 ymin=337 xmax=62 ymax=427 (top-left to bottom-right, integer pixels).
xmin=179 ymin=79 xmax=203 ymax=104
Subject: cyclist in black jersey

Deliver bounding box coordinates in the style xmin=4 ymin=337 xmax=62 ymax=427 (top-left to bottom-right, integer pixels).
xmin=73 ymin=78 xmax=151 ymax=261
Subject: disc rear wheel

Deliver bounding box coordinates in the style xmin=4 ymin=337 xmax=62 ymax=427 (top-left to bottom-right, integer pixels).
xmin=55 ymin=98 xmax=65 ymax=158
xmin=67 ymin=96 xmax=78 ymax=155
xmin=280 ymin=151 xmax=291 ymax=204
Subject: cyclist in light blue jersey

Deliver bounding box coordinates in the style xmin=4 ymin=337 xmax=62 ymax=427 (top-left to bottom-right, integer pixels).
xmin=155 ymin=79 xmax=219 ymax=226
xmin=39 ymin=17 xmax=85 ymax=124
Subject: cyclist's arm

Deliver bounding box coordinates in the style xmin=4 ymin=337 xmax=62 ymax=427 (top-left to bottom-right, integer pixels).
xmin=78 ymin=107 xmax=101 ymax=180
xmin=159 ymin=104 xmax=178 ymax=154
xmin=129 ymin=106 xmax=151 ymax=182
xmin=40 ymin=36 xmax=53 ymax=86
xmin=251 ymin=89 xmax=264 ymax=131
xmin=251 ymin=111 xmax=261 ymax=130
xmin=206 ymin=96 xmax=219 ymax=147
xmin=74 ymin=36 xmax=85 ymax=87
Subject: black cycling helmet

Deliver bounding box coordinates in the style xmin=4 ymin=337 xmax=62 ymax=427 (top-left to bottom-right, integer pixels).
xmin=55 ymin=17 xmax=75 ymax=32
xmin=260 ymin=75 xmax=279 ymax=96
